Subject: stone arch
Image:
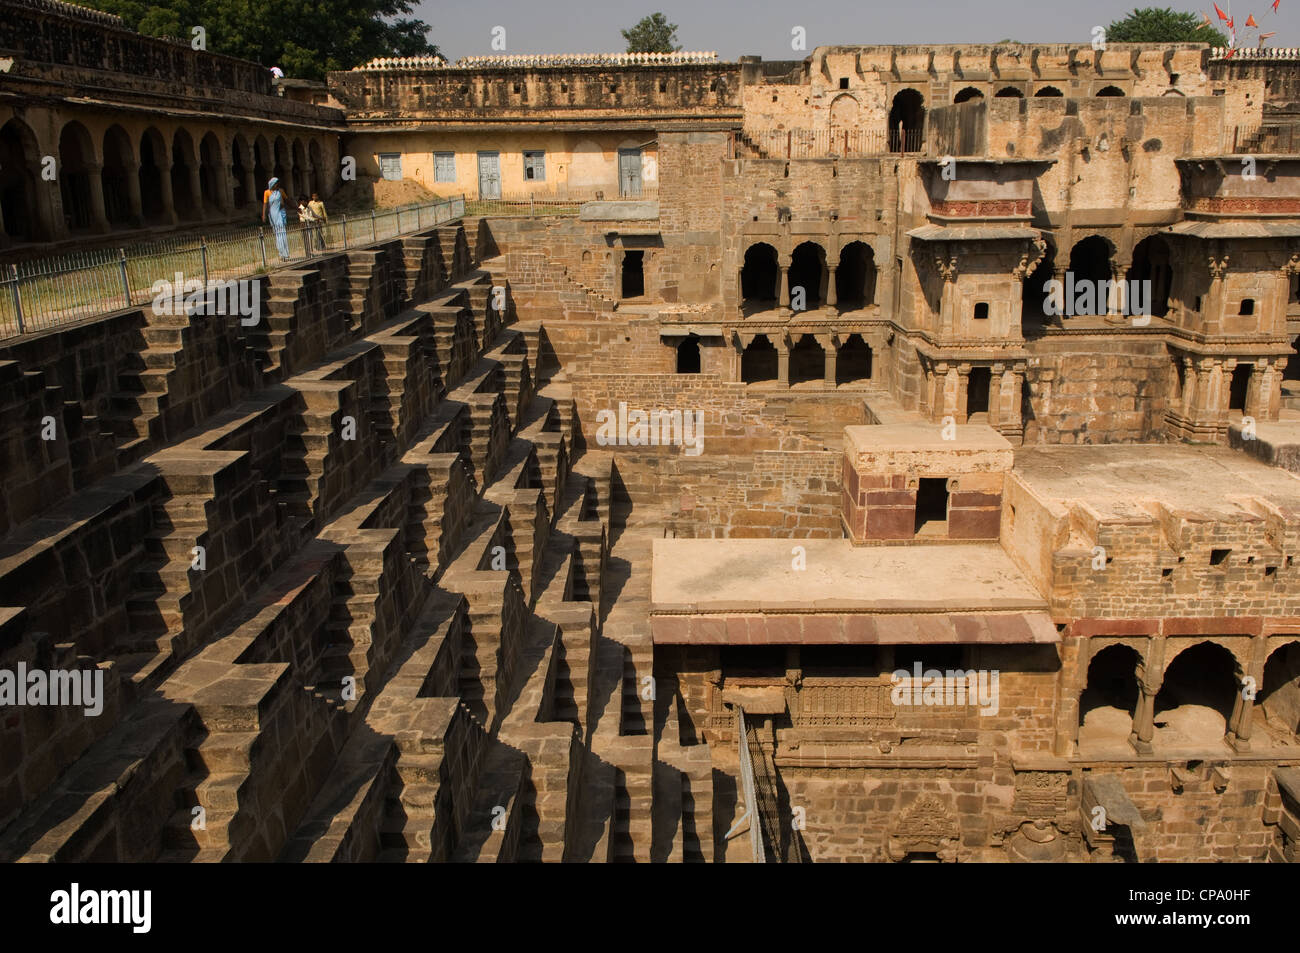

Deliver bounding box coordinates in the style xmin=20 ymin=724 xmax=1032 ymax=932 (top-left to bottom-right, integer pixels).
xmin=101 ymin=124 xmax=136 ymax=227
xmin=1127 ymin=234 xmax=1172 ymax=318
xmin=1078 ymin=643 xmax=1141 ymax=746
xmin=741 ymin=242 xmax=779 ymax=310
xmin=199 ymin=131 xmax=225 ymax=214
xmin=836 ymin=333 xmax=873 ymax=384
xmin=1257 ymin=638 xmax=1300 ymax=740
xmin=741 ymin=334 xmax=778 ymax=384
xmin=1153 ymin=641 xmax=1240 ymax=744
xmin=0 ymin=118 xmax=47 ymax=241
xmin=889 ymin=88 xmax=925 ymax=152
xmin=789 ymin=334 xmax=825 ymax=386
xmin=953 ymin=86 xmax=984 ymax=103
xmin=789 ymin=241 xmax=827 ymax=310
xmin=138 ymin=127 xmax=168 ymax=223
xmin=829 ymin=93 xmax=860 ymax=129
xmin=836 ymin=240 xmax=876 ymax=309
xmin=291 ymin=138 xmax=307 ymax=198
xmin=231 ymin=134 xmax=251 ymax=208
xmin=1066 ymin=235 xmax=1114 ymax=315
xmin=1022 ymin=238 xmax=1056 ymax=323
xmin=1035 ymin=86 xmax=1064 ymax=97
xmin=994 ymin=86 xmax=1024 ymax=98
xmin=58 ymin=120 xmax=97 ymax=232
xmin=171 ymin=128 xmax=198 ymax=220
xmin=1097 ymin=85 xmax=1125 ymax=97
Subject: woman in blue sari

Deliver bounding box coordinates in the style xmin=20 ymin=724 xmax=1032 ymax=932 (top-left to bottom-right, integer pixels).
xmin=261 ymin=177 xmax=292 ymax=261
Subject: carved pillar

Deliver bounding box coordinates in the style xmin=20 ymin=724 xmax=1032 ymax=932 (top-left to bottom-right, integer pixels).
xmin=1129 ymin=659 xmax=1162 ymax=755
xmin=827 ymin=262 xmax=839 ymax=308
xmin=989 ymin=362 xmax=1007 ymax=428
xmin=778 ymin=331 xmax=791 ymax=386
xmin=935 ymin=254 xmax=958 ymax=335
xmin=779 ymin=257 xmax=791 ymax=309
xmin=1207 ymin=253 xmax=1230 ymax=329
xmin=824 ymin=334 xmax=838 ymax=387
xmin=188 ymin=163 xmax=205 ymax=220
xmin=85 ymin=165 xmax=110 ymax=234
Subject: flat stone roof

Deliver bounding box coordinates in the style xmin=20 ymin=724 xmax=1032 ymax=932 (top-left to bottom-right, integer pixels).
xmin=1012 ymin=444 xmax=1300 ymax=520
xmin=845 ymin=423 xmax=1013 ymax=454
xmin=651 ymin=539 xmax=1046 ymax=613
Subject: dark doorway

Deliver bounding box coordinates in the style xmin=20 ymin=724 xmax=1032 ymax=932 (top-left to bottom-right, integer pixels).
xmin=1067 ymin=236 xmax=1112 ymax=315
xmin=741 ymin=243 xmax=779 ymax=309
xmin=889 ymin=89 xmax=925 ymax=152
xmin=58 ymin=122 xmax=96 ymax=232
xmin=621 ymin=250 xmax=645 ymax=298
xmin=138 ymin=129 xmax=166 ymax=223
xmin=1229 ymin=363 xmax=1252 ymax=412
xmin=954 ymin=86 xmax=984 ymax=103
xmin=741 ymin=335 xmax=778 ymax=384
xmin=0 ymin=119 xmax=40 ymax=241
xmin=1153 ymin=642 xmax=1238 ymax=741
xmin=789 ymin=334 xmax=825 ymax=385
xmin=967 ymin=366 xmax=992 ymax=417
xmin=1035 ymin=86 xmax=1064 ymax=97
xmin=837 ymin=334 xmax=873 ymax=384
xmin=914 ymin=478 xmax=949 ymax=535
xmin=995 ymin=86 xmax=1024 ymax=98
xmin=676 ymin=336 xmax=701 ymax=374
xmin=1078 ymin=644 xmax=1141 ymax=739
xmin=836 ymin=241 xmax=876 ymax=309
xmin=1127 ymin=235 xmax=1172 ymax=318
xmin=788 ymin=242 xmax=826 ymax=310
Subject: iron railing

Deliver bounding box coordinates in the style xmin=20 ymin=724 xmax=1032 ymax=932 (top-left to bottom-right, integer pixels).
xmin=739 ymin=127 xmax=924 ymax=158
xmin=733 ymin=707 xmax=767 ymax=863
xmin=0 ymin=195 xmax=466 ymax=338
xmin=465 ymin=187 xmax=658 ymax=219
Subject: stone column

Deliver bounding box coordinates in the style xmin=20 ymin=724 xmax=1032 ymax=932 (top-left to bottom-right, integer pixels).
xmin=86 ymin=165 xmax=110 ymax=234
xmin=189 ymin=164 xmax=205 ymax=220
xmin=157 ymin=148 xmax=177 ymax=226
xmin=823 ymin=335 xmax=838 ymax=387
xmin=956 ymin=363 xmax=971 ymax=423
xmin=826 ymin=263 xmax=839 ymax=309
xmin=779 ymin=260 xmax=791 ymax=310
xmin=778 ymin=333 xmax=791 ymax=386
xmin=990 ymin=362 xmax=1006 ymax=428
xmin=125 ymin=162 xmax=143 ymax=226
xmin=1228 ymin=656 xmax=1260 ymax=752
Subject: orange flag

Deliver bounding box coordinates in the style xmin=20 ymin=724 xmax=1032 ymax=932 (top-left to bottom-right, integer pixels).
xmin=1246 ymin=14 xmax=1258 ymax=25
xmin=1215 ymin=2 xmax=1229 ymax=18
xmin=1273 ymin=0 xmax=1281 ymax=12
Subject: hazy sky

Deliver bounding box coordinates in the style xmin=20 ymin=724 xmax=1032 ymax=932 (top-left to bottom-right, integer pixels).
xmin=412 ymin=0 xmax=1300 ymax=61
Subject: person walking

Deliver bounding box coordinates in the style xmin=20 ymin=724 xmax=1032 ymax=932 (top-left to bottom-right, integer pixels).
xmin=308 ymin=192 xmax=328 ymax=250
xmin=262 ymin=177 xmax=291 ymax=260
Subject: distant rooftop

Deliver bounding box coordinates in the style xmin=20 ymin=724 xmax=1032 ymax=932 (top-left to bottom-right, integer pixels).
xmin=352 ymin=51 xmax=720 ymax=71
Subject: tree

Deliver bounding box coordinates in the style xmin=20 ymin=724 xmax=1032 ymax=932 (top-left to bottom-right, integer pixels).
xmin=1105 ymin=7 xmax=1228 ymax=46
xmin=81 ymin=0 xmax=439 ymax=80
xmin=622 ymin=13 xmax=681 ymax=53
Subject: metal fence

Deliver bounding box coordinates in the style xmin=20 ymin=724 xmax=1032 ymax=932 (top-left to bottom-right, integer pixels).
xmin=739 ymin=127 xmax=924 ymax=158
xmin=0 ymin=195 xmax=466 ymax=338
xmin=465 ymin=187 xmax=658 ymax=219
xmin=1231 ymin=122 xmax=1300 ymax=154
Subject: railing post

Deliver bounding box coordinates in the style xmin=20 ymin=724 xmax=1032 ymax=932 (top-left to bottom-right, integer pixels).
xmin=118 ymin=248 xmax=132 ymax=308
xmin=9 ymin=264 xmax=25 ymax=334
xmin=200 ymin=237 xmax=209 ymax=286
xmin=530 ymin=194 xmax=535 ymax=218
xmin=417 ymin=203 xmax=423 ymax=230
xmin=258 ymin=228 xmax=268 ymax=271
xmin=342 ymin=214 xmax=349 ymax=249
xmin=370 ymin=209 xmax=377 ymax=242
